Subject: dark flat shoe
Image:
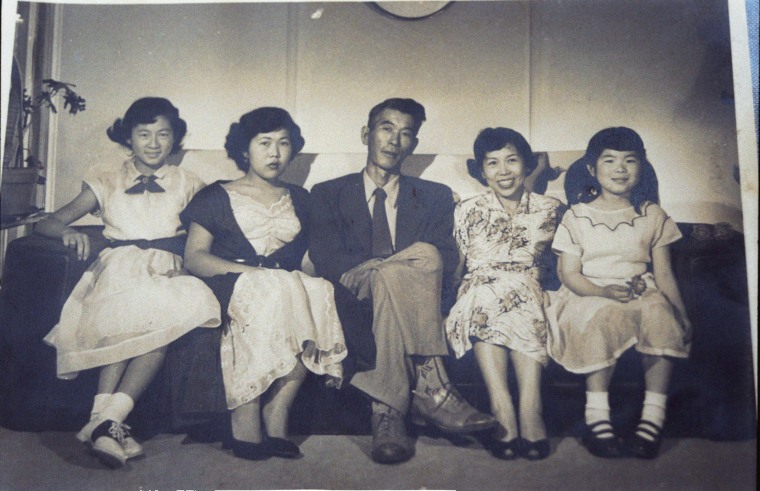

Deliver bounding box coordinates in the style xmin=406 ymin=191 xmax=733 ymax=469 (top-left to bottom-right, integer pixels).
xmin=581 ymin=420 xmax=623 ymax=458
xmin=265 ymin=437 xmax=302 ymax=459
xmin=519 ymin=438 xmax=551 ymax=460
xmin=230 ymin=438 xmax=270 ymax=461
xmin=487 ymin=438 xmax=520 ymax=460
xmin=629 ymin=420 xmax=663 ymax=459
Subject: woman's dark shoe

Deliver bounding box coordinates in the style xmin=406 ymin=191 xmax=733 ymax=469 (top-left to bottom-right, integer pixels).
xmin=519 ymin=438 xmax=551 ymax=460
xmin=486 ymin=438 xmax=520 ymax=460
xmin=265 ymin=437 xmax=302 ymax=459
xmin=629 ymin=420 xmax=663 ymax=459
xmin=581 ymin=420 xmax=623 ymax=458
xmin=230 ymin=438 xmax=270 ymax=461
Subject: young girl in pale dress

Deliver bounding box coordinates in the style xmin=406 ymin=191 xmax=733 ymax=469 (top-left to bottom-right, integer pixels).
xmin=37 ymin=97 xmax=221 ymax=468
xmin=182 ymin=107 xmax=347 ymax=461
xmin=547 ymin=127 xmax=692 ymax=459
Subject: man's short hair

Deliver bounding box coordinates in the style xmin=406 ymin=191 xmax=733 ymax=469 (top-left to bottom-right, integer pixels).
xmin=367 ymin=98 xmax=426 ymax=135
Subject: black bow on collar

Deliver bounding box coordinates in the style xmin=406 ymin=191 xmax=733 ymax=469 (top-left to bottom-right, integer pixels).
xmin=125 ymin=174 xmax=165 ymax=194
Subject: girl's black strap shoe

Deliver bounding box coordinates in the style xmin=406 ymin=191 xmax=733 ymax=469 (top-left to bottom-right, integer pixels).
xmin=581 ymin=420 xmax=623 ymax=458
xmin=629 ymin=420 xmax=663 ymax=459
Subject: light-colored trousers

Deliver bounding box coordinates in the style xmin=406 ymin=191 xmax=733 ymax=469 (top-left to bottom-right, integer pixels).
xmin=342 ymin=242 xmax=448 ymax=414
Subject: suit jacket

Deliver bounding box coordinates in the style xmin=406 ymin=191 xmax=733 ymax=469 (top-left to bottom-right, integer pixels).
xmin=309 ymin=172 xmax=458 ymax=311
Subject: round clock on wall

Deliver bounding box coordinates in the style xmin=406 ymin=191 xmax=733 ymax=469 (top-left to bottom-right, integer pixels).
xmin=371 ymin=2 xmax=453 ymax=21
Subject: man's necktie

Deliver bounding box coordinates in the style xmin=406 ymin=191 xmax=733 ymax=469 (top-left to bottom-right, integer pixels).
xmin=125 ymin=175 xmax=165 ymax=194
xmin=372 ymin=187 xmax=394 ymax=258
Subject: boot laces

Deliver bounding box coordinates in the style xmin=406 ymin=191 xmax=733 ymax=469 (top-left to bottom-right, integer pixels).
xmin=106 ymin=421 xmax=131 ymax=444
xmin=440 ymin=383 xmax=468 ymax=410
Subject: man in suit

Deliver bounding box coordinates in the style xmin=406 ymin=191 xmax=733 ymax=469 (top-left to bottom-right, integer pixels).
xmin=310 ymin=98 xmax=496 ymax=464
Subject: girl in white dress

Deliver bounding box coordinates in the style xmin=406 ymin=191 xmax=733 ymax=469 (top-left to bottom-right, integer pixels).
xmin=547 ymin=127 xmax=692 ymax=459
xmin=37 ymin=98 xmax=221 ymax=467
xmin=182 ymin=107 xmax=346 ymax=461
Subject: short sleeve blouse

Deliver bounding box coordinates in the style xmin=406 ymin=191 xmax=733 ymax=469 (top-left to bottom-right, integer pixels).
xmin=85 ymin=159 xmax=204 ymax=241
xmin=454 ymin=190 xmax=562 ymax=273
xmin=552 ymin=201 xmax=681 ymax=280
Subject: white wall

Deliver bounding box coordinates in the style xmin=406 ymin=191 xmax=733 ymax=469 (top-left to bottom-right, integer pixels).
xmin=47 ymin=1 xmax=742 ymax=229
xmin=529 ymin=0 xmax=740 ymax=227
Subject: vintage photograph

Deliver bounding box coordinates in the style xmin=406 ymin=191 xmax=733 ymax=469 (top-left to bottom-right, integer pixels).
xmin=1 ymin=1 xmax=756 ymax=489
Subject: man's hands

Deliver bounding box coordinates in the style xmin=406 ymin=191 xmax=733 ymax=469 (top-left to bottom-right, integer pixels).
xmin=340 ymin=258 xmax=385 ymax=299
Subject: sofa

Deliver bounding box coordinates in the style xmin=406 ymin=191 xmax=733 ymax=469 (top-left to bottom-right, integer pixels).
xmin=1 ymin=150 xmax=755 ymax=441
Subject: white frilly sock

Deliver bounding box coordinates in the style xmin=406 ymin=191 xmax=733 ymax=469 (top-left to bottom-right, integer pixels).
xmin=99 ymin=392 xmax=135 ymax=424
xmin=638 ymin=391 xmax=667 ymax=441
xmin=585 ymin=391 xmax=613 ymax=438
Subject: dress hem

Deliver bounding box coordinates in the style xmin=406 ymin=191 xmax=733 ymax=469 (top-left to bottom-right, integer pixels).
xmin=53 ymin=316 xmax=220 ymax=379
xmin=225 ymin=341 xmax=346 ymax=410
xmin=549 ymin=337 xmax=690 ymax=374
xmin=457 ymin=335 xmax=548 ymax=367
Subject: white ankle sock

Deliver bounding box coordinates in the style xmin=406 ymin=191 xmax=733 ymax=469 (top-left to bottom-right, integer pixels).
xmin=585 ymin=391 xmax=613 ymax=438
xmin=91 ymin=393 xmax=111 ymax=419
xmin=99 ymin=392 xmax=134 ymax=424
xmin=638 ymin=391 xmax=667 ymax=441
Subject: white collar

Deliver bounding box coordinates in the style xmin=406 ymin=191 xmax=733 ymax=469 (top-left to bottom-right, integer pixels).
xmin=362 ymin=170 xmax=400 ymax=208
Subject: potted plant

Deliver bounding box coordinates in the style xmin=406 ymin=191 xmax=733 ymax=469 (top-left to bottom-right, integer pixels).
xmin=1 ymin=59 xmax=85 ymax=219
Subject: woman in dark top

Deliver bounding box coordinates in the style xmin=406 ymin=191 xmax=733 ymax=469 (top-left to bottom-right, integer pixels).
xmin=181 ymin=107 xmax=349 ymax=461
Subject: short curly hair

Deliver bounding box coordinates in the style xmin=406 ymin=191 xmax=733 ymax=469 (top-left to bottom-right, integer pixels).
xmin=106 ymin=97 xmax=187 ymax=155
xmin=466 ymin=127 xmax=536 ymax=186
xmin=224 ymin=107 xmax=305 ymax=172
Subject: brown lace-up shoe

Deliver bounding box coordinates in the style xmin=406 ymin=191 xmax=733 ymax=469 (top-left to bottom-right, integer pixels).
xmin=371 ymin=403 xmax=413 ymax=464
xmin=411 ymin=384 xmax=498 ymax=434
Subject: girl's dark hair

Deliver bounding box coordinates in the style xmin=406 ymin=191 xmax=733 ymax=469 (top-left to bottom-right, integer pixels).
xmin=224 ymin=107 xmax=305 ymax=172
xmin=466 ymin=127 xmax=536 ymax=186
xmin=565 ymin=126 xmax=659 ymax=213
xmin=106 ymin=97 xmax=187 ymax=154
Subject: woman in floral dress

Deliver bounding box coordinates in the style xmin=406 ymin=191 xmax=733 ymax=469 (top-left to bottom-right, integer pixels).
xmin=446 ymin=128 xmax=563 ymax=460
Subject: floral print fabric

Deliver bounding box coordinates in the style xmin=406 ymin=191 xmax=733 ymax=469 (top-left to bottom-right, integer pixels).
xmin=445 ymin=191 xmax=562 ymax=365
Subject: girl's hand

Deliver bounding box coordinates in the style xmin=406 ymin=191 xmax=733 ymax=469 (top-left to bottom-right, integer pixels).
xmin=625 ymin=274 xmax=647 ymax=298
xmin=601 ymin=284 xmax=633 ymax=303
xmin=61 ymin=229 xmax=91 ymax=261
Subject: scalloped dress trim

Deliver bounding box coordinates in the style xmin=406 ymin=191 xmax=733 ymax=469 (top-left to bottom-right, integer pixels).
xmin=569 ymin=201 xmax=657 ymax=231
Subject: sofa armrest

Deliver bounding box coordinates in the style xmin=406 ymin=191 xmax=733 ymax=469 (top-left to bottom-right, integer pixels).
xmin=0 ymin=229 xmax=109 ymax=430
xmin=0 ymin=228 xmax=107 ymax=343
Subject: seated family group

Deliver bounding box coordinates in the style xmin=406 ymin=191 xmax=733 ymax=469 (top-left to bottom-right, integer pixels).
xmin=35 ymin=96 xmax=692 ymax=468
